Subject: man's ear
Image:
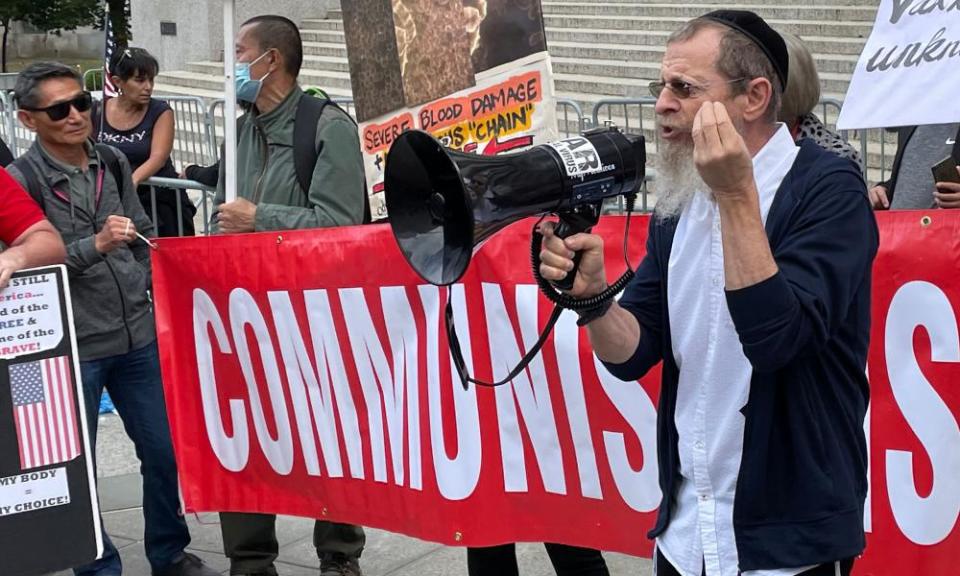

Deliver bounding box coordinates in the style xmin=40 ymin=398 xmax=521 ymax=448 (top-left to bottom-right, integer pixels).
xmin=740 ymin=77 xmax=773 ymax=122
xmin=17 ymin=110 xmax=38 ymax=133
xmin=267 ymin=49 xmax=281 ymax=74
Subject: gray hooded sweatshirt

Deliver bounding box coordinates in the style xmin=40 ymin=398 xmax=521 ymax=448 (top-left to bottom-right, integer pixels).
xmin=7 ymin=141 xmax=157 ymax=361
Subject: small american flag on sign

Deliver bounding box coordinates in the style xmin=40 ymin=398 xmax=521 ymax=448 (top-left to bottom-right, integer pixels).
xmin=9 ymin=356 xmax=81 ymax=470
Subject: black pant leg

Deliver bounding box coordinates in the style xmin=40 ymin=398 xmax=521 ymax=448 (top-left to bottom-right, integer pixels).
xmin=219 ymin=512 xmax=279 ymax=575
xmin=467 ymin=545 xmax=520 ymax=576
xmin=544 ymin=543 xmax=610 ymax=576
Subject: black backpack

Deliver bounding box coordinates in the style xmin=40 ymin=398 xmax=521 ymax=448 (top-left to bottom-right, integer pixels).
xmin=13 ymin=144 xmax=124 ymax=211
xmin=237 ymin=94 xmax=371 ymax=224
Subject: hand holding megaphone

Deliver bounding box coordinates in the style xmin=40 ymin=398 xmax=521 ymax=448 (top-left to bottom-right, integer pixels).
xmin=538 ymin=221 xmax=609 ymax=299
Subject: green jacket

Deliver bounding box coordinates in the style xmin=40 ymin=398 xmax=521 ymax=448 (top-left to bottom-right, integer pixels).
xmin=211 ymin=86 xmax=366 ymax=232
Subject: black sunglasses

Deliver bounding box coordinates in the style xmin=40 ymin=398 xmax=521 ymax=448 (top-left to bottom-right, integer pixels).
xmin=24 ymin=92 xmax=93 ymax=122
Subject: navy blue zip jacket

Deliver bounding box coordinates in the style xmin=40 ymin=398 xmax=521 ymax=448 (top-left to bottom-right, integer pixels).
xmin=605 ymin=140 xmax=878 ymax=571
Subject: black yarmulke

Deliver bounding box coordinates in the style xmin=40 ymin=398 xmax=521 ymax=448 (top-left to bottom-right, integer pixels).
xmin=700 ymin=10 xmax=789 ymax=90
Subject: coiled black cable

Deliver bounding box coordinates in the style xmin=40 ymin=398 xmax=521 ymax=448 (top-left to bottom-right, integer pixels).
xmin=453 ymin=193 xmax=640 ymax=389
xmin=531 ymin=193 xmax=638 ymax=312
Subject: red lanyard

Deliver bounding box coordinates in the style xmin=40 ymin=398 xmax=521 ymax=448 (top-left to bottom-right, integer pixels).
xmin=52 ymin=161 xmax=106 ymax=212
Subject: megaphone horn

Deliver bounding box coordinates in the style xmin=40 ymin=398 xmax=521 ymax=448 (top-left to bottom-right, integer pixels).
xmin=385 ymin=127 xmax=646 ymax=286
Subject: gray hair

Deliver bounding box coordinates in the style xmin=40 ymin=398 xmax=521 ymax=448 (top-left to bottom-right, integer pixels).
xmin=14 ymin=62 xmax=83 ymax=109
xmin=668 ymin=19 xmax=782 ymax=123
xmin=778 ymin=31 xmax=821 ymax=123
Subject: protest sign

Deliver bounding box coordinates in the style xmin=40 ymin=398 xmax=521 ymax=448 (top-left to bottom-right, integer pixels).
xmin=0 ymin=267 xmax=101 ymax=576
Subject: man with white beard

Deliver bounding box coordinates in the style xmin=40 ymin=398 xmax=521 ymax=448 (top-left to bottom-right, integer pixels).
xmin=540 ymin=10 xmax=877 ymax=576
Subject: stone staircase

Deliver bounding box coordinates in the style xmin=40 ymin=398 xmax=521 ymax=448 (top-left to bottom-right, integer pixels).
xmin=154 ymin=0 xmax=891 ymax=180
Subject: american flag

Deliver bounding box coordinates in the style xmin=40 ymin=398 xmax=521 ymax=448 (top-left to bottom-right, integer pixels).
xmin=102 ymin=3 xmax=119 ymax=99
xmin=9 ymin=356 xmax=81 ymax=470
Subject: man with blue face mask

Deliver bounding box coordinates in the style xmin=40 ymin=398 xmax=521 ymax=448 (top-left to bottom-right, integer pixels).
xmin=209 ymin=14 xmax=368 ymax=576
xmin=212 ymin=15 xmax=366 ymax=234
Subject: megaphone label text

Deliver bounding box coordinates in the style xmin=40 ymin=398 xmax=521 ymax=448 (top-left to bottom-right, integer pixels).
xmin=547 ymin=137 xmax=609 ymax=178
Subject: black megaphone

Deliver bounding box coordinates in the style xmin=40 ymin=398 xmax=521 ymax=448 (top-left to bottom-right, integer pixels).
xmin=384 ymin=127 xmax=646 ymax=286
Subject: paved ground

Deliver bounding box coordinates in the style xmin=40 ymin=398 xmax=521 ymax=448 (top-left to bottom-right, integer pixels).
xmin=49 ymin=413 xmax=652 ymax=576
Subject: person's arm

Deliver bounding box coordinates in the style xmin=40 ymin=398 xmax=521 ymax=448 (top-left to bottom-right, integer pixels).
xmin=724 ymin=179 xmax=877 ymax=373
xmin=114 ymin=152 xmax=155 ymax=277
xmin=0 ymin=137 xmax=13 ymax=168
xmin=255 ymin=115 xmax=366 ymax=230
xmin=538 ymin=217 xmax=664 ymax=380
xmin=0 ymin=220 xmax=66 ymax=288
xmin=183 ymin=160 xmax=221 ymax=188
xmin=696 ymin=102 xmax=878 ymax=373
xmin=131 ymin=108 xmax=175 ymax=187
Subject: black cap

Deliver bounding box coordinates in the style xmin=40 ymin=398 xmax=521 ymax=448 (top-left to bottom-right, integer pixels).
xmin=700 ymin=10 xmax=789 ymax=90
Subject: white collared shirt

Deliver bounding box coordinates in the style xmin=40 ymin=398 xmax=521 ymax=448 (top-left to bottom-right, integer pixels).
xmin=658 ymin=125 xmax=810 ymax=576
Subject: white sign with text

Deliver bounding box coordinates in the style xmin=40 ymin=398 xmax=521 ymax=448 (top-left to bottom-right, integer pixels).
xmin=0 ymin=273 xmax=64 ymax=360
xmin=838 ymin=0 xmax=960 ymax=130
xmin=0 ymin=467 xmax=71 ymax=518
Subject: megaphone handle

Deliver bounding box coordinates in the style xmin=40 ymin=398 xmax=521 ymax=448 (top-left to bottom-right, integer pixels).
xmin=551 ymin=205 xmax=602 ymax=291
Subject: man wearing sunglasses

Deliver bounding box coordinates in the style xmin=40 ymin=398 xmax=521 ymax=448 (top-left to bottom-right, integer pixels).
xmin=6 ymin=62 xmax=218 ymax=576
xmin=540 ymin=10 xmax=876 ymax=576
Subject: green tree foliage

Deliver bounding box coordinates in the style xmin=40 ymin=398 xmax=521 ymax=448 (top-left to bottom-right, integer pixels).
xmin=0 ymin=0 xmax=109 ymax=72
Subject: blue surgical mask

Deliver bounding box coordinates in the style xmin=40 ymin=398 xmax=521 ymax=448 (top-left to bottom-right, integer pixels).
xmin=235 ymin=51 xmax=271 ymax=104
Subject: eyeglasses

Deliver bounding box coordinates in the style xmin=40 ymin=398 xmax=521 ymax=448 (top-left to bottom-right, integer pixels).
xmin=649 ymin=77 xmax=746 ymax=100
xmin=23 ymin=92 xmax=93 ymax=122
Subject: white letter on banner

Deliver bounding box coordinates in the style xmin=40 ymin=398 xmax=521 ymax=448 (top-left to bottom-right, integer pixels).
xmin=268 ymin=291 xmax=356 ymax=477
xmin=341 ymin=287 xmax=422 ymax=489
xmin=554 ymin=310 xmax=603 ymax=499
xmin=595 ymin=357 xmax=660 ymax=512
xmin=885 ymin=281 xmax=960 ymax=545
xmin=304 ymin=290 xmax=365 ymax=478
xmin=419 ymin=284 xmax=481 ymax=500
xmin=229 ymin=289 xmax=294 ymax=475
xmin=486 ymin=284 xmax=566 ymax=495
xmin=193 ymin=289 xmax=248 ymax=471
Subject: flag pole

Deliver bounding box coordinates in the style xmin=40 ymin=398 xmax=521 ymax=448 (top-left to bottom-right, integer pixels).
xmin=223 ymin=0 xmax=237 ymax=203
xmin=99 ymin=2 xmax=111 ymax=141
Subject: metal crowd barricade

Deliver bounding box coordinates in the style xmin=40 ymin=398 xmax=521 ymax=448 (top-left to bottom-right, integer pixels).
xmin=142 ymin=176 xmax=218 ymax=237
xmin=1 ymin=92 xmax=40 ymax=157
xmin=154 ymin=95 xmax=216 ymax=168
xmin=555 ymin=98 xmax=585 ymax=138
xmin=591 ymin=98 xmax=659 ymax=213
xmin=208 ymin=98 xmax=225 ymax=153
xmin=0 ymin=90 xmax=17 ymax=154
xmin=83 ymin=68 xmax=104 ymax=92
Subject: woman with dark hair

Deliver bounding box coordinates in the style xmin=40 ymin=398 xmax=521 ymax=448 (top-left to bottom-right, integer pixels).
xmin=95 ymin=47 xmax=196 ymax=236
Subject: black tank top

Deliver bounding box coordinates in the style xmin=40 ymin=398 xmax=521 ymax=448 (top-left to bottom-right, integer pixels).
xmin=96 ymin=98 xmax=178 ymax=179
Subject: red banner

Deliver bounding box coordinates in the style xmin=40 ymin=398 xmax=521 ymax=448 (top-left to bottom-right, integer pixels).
xmin=152 ymin=212 xmax=960 ymax=575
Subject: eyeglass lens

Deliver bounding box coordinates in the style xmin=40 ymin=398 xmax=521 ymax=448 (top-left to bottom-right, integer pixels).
xmin=43 ymin=93 xmax=93 ymax=121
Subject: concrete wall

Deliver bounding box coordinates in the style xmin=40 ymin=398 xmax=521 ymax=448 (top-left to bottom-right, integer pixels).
xmin=131 ymin=0 xmax=335 ymax=72
xmin=8 ymin=23 xmax=101 ymax=60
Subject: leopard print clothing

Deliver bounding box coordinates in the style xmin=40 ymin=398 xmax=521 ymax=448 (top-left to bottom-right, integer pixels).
xmin=797 ymin=113 xmax=865 ymax=173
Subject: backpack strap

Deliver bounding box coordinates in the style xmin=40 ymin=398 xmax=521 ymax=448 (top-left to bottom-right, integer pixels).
xmin=293 ymin=94 xmax=371 ymax=224
xmin=11 ymin=158 xmax=45 ymax=211
xmin=293 ymin=94 xmax=329 ymax=197
xmin=94 ymin=144 xmax=125 ymax=200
